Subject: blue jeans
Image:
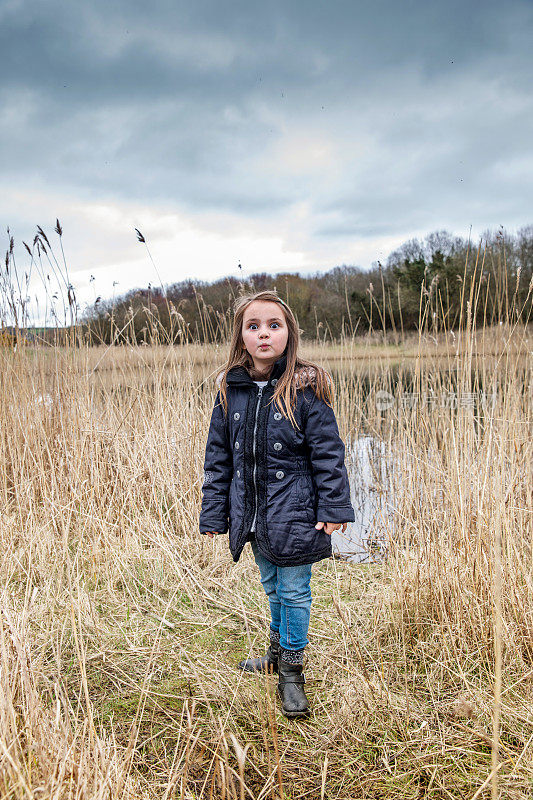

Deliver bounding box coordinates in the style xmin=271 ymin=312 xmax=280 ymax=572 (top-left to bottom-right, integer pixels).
xmin=250 ymin=539 xmax=313 ymax=652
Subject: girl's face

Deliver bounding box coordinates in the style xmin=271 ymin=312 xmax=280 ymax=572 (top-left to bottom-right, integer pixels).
xmin=241 ymin=300 xmax=289 ymax=374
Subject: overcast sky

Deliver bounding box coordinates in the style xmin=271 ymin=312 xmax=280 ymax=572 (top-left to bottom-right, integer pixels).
xmin=1 ymin=0 xmax=532 ymax=323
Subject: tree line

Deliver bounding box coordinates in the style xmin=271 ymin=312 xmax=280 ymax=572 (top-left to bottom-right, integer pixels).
xmin=82 ymin=226 xmax=532 ymax=344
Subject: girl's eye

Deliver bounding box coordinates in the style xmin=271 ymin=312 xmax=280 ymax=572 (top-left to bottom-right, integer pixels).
xmin=248 ymin=322 xmax=280 ymax=330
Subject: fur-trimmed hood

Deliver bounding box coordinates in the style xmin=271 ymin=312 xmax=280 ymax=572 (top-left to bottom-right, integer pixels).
xmin=292 ymin=365 xmax=319 ymax=390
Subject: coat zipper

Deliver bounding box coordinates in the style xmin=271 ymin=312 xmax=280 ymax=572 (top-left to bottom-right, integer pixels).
xmin=250 ymin=385 xmax=263 ymax=533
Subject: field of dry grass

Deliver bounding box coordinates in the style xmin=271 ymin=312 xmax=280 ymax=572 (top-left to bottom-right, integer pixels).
xmin=0 ymin=317 xmax=531 ymax=799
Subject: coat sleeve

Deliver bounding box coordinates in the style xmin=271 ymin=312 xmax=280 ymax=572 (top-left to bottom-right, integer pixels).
xmin=303 ymin=391 xmax=355 ymax=524
xmin=199 ymin=390 xmax=232 ymax=535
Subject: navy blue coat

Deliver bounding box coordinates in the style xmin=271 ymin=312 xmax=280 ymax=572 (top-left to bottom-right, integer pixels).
xmin=199 ymin=353 xmax=355 ymax=566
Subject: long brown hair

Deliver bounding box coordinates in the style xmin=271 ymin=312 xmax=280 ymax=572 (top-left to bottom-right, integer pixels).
xmin=216 ymin=290 xmax=334 ymax=430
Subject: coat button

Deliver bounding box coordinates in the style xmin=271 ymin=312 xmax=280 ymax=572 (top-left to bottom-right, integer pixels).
xmin=276 ymin=470 xmax=284 ymax=479
xmin=237 ymin=469 xmax=240 ymax=477
xmin=274 ymin=412 xmax=282 ymax=420
xmin=274 ymin=442 xmax=282 ymax=451
xmin=235 ymin=441 xmax=239 ymax=449
xmin=233 ymin=412 xmax=240 ymax=420
xmin=271 ymin=378 xmax=278 ymax=385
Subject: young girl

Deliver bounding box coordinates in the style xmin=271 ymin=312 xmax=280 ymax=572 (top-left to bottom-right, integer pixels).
xmin=199 ymin=290 xmax=355 ymax=719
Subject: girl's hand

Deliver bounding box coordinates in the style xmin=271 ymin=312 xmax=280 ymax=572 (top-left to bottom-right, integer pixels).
xmin=315 ymin=521 xmax=348 ymax=536
xmin=205 ymin=532 xmax=219 ymax=538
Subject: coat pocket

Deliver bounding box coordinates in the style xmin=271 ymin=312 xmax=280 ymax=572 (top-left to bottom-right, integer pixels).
xmin=292 ymin=473 xmax=316 ymax=523
xmin=228 ymin=477 xmax=234 ymax=520
xmin=229 ymin=475 xmax=239 ymax=525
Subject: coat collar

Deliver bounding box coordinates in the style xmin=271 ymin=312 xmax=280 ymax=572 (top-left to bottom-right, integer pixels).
xmin=226 ymin=351 xmax=287 ymax=387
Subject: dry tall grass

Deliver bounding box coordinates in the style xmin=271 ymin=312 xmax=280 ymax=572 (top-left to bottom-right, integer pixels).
xmin=0 ymin=292 xmax=532 ymax=797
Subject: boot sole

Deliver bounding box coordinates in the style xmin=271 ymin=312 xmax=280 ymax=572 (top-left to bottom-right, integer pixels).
xmin=281 ymin=707 xmax=311 ymax=719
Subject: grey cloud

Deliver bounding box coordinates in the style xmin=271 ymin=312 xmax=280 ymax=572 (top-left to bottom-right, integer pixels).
xmin=0 ymin=0 xmax=532 ymax=258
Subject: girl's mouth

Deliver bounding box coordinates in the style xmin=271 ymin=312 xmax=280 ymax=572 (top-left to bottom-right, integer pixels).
xmin=259 ymin=344 xmax=271 ymax=349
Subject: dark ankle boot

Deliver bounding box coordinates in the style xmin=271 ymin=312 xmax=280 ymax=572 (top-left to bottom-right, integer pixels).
xmin=238 ymin=630 xmax=280 ymax=674
xmin=277 ymin=647 xmax=310 ymax=718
